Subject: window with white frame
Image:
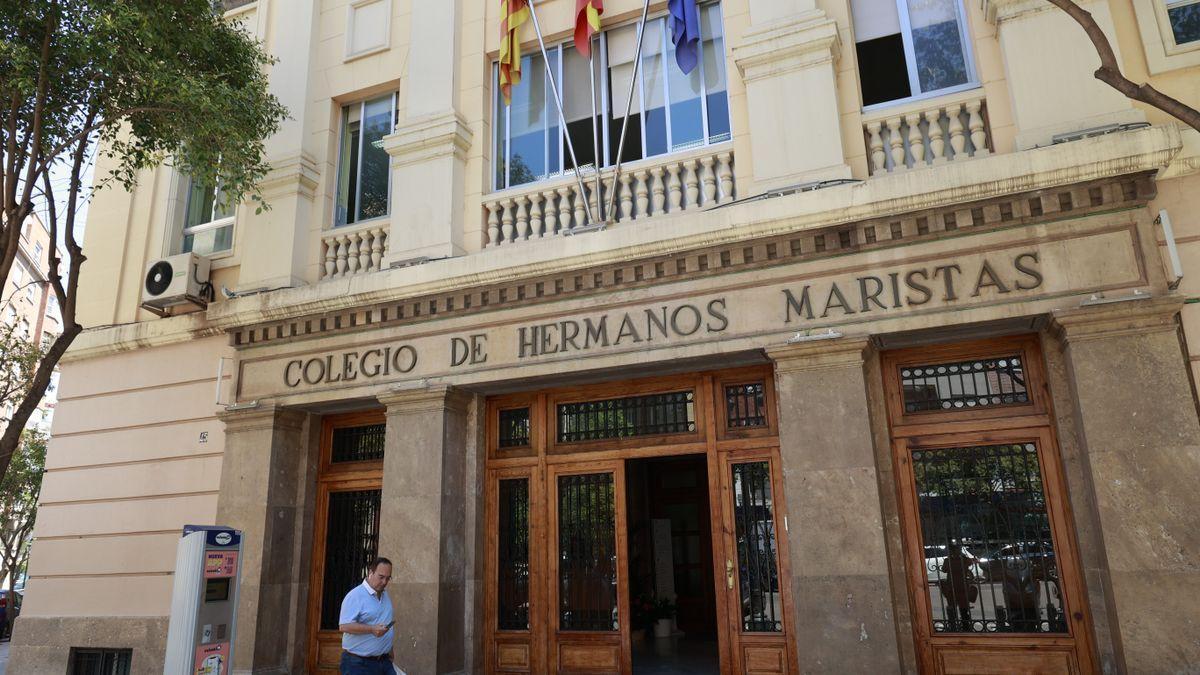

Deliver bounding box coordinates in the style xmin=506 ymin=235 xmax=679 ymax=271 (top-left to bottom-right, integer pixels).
xmin=34 ymin=242 xmax=43 ymax=259
xmin=335 ymin=92 xmax=398 ymax=227
xmin=851 ymin=0 xmax=976 ymax=107
xmin=11 ymin=261 xmax=24 ymax=289
xmin=4 ymin=306 xmax=15 ymax=326
xmin=1166 ymin=0 xmax=1200 ymax=45
xmin=179 ymin=176 xmax=235 ymax=256
xmin=492 ymin=2 xmax=729 ymax=191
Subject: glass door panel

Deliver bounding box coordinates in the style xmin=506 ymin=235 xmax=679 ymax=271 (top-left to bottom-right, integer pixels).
xmin=550 ymin=463 xmax=629 ymax=674
xmin=489 ymin=470 xmax=541 ymax=674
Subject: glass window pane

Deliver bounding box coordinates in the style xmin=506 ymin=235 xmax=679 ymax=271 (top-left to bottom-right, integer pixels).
xmin=701 ymin=4 xmax=730 ymax=144
xmin=606 ymin=23 xmax=646 ymax=164
xmin=335 ymin=103 xmax=361 ymax=226
xmin=185 ymin=179 xmax=216 ymax=230
xmin=510 ymin=53 xmax=551 ymax=186
xmin=562 ymin=42 xmax=602 ymax=171
xmin=906 ymin=0 xmax=970 ymax=93
xmin=494 ymin=66 xmax=509 ymax=190
xmin=731 ymin=461 xmax=783 ymax=633
xmin=666 ymin=26 xmax=704 ymax=151
xmin=640 ymin=19 xmax=668 ymax=158
xmin=558 ymin=472 xmax=618 ymax=631
xmin=912 ymin=442 xmax=1067 ymax=634
xmin=1168 ymin=1 xmax=1200 ymax=44
xmin=357 ymin=95 xmax=393 ymax=221
xmin=182 ymin=223 xmax=234 ymax=256
xmin=498 ymin=478 xmax=531 ymax=630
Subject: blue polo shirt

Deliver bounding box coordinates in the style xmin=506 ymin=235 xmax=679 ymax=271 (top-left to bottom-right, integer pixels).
xmin=339 ymin=580 xmax=394 ymax=657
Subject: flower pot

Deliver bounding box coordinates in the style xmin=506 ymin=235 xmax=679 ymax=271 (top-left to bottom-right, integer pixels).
xmin=652 ymin=618 xmax=672 ymax=638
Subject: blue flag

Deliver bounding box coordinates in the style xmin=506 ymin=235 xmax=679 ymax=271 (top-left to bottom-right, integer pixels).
xmin=668 ymin=0 xmax=701 ymax=74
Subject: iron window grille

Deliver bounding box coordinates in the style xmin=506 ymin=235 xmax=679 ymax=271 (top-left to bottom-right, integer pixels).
xmin=331 ymin=423 xmax=386 ymax=463
xmin=557 ymin=390 xmax=695 ymax=443
xmin=319 ymin=489 xmax=382 ymax=630
xmin=912 ymin=442 xmax=1067 ymax=634
xmin=725 ymin=382 xmax=767 ymax=429
xmin=69 ymin=648 xmax=132 ymax=675
xmin=498 ymin=478 xmax=531 ymax=630
xmin=731 ymin=461 xmax=783 ymax=633
xmin=558 ymin=473 xmax=618 ymax=631
xmin=900 ymin=355 xmax=1028 ymax=413
xmin=498 ymin=407 xmax=532 ymax=448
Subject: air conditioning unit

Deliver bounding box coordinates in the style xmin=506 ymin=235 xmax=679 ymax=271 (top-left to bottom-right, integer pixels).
xmin=140 ymin=253 xmax=211 ymax=316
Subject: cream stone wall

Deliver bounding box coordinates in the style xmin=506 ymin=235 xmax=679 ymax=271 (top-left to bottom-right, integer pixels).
xmin=17 ymin=337 xmax=230 ymax=620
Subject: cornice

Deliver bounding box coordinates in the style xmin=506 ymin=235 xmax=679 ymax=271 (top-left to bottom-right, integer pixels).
xmin=732 ymin=11 xmax=841 ymax=82
xmin=982 ymin=0 xmax=1107 ymax=24
xmin=215 ymin=403 xmax=307 ymax=433
xmin=377 ymin=383 xmax=473 ymax=414
xmin=383 ymin=110 xmax=473 ymax=167
xmin=62 ymin=125 xmax=1182 ymax=360
xmin=258 ymin=151 xmax=321 ymax=200
xmin=767 ymin=337 xmax=872 ymax=374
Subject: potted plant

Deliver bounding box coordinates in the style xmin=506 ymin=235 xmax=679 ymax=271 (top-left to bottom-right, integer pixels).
xmin=649 ymin=596 xmax=677 ymax=638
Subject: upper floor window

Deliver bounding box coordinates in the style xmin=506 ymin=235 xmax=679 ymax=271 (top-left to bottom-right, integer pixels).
xmin=11 ymin=262 xmax=24 ymax=288
xmin=335 ymin=92 xmax=397 ymax=227
xmin=33 ymin=242 xmax=43 ymax=259
xmin=492 ymin=2 xmax=729 ymax=191
xmin=852 ymin=0 xmax=976 ymax=107
xmin=1166 ymin=0 xmax=1200 ymax=44
xmin=181 ymin=177 xmax=235 ymax=256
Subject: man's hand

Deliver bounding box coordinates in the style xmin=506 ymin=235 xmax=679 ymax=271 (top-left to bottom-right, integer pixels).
xmin=371 ymin=624 xmax=389 ymax=637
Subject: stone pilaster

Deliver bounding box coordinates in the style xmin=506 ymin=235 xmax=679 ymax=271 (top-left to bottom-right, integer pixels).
xmin=732 ymin=10 xmax=849 ymax=190
xmin=766 ymin=338 xmax=901 ymax=673
xmin=982 ymin=0 xmax=1144 ymax=149
xmin=215 ymin=404 xmax=315 ymax=674
xmin=377 ymin=385 xmax=476 ymax=674
xmin=1050 ymin=296 xmax=1200 ymax=671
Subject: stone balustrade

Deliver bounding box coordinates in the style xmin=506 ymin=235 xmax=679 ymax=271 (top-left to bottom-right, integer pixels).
xmin=483 ymin=145 xmax=735 ymax=248
xmin=320 ymin=221 xmax=389 ymax=280
xmin=863 ymin=91 xmax=991 ymax=175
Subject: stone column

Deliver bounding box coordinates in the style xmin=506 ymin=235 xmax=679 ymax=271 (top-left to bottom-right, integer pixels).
xmin=766 ymin=339 xmax=901 ymax=672
xmin=215 ymin=404 xmax=315 ymax=674
xmin=983 ymin=0 xmax=1144 ymax=149
xmin=732 ymin=5 xmax=849 ymax=190
xmin=377 ymin=385 xmax=475 ymax=674
xmin=1050 ymin=296 xmax=1200 ymax=671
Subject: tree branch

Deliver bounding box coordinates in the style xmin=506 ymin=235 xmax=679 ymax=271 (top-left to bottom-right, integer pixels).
xmin=1044 ymin=0 xmax=1200 ymax=134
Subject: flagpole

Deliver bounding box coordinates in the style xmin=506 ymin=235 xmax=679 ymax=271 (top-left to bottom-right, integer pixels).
xmin=604 ymin=0 xmax=651 ymax=224
xmin=588 ymin=42 xmax=603 ymax=223
xmin=525 ymin=1 xmax=596 ymax=226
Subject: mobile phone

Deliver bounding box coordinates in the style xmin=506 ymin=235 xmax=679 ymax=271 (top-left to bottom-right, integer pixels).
xmin=386 ymin=620 xmax=395 ymax=629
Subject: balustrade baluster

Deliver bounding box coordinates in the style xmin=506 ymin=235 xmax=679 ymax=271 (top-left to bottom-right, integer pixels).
xmin=515 ymin=195 xmax=530 ymax=243
xmin=544 ymin=191 xmax=559 ymax=236
xmin=619 ymin=173 xmax=634 ymax=222
xmin=529 ymin=193 xmax=544 ymax=239
xmin=557 ymin=187 xmax=573 ymax=233
xmin=867 ymin=121 xmax=886 ymax=174
xmin=683 ymin=159 xmax=700 ymax=209
xmin=572 ymin=184 xmax=586 ymax=228
xmin=370 ymin=229 xmax=384 ymax=270
xmin=905 ymin=112 xmax=926 ymax=167
xmin=886 ymin=116 xmax=905 ymax=170
xmin=335 ymin=236 xmax=349 ymax=277
xmin=966 ymin=99 xmax=988 ymax=157
xmin=666 ymin=164 xmax=682 ymax=212
xmin=323 ymin=240 xmax=337 ymax=279
xmin=948 ymin=103 xmax=966 ymax=158
xmin=500 ymin=198 xmax=515 ymax=244
xmin=651 ymin=167 xmax=666 ymax=215
xmin=357 ymin=232 xmax=371 ymax=271
xmin=928 ymin=111 xmax=946 ymax=163
xmin=716 ymin=153 xmax=733 ymax=203
xmin=486 ymin=202 xmax=501 ymax=247
xmin=700 ymin=156 xmax=717 ymax=206
xmin=635 ymin=169 xmax=650 ymax=217
xmin=346 ymin=233 xmax=361 ymax=274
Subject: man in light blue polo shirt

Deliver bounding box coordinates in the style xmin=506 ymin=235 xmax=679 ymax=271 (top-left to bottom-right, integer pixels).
xmin=338 ymin=557 xmax=395 ymax=674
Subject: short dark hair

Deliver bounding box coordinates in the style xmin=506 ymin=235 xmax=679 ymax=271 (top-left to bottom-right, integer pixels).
xmin=369 ymin=557 xmax=392 ymax=572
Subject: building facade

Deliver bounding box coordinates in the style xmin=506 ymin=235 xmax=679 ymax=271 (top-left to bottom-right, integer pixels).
xmin=9 ymin=0 xmax=1200 ymax=673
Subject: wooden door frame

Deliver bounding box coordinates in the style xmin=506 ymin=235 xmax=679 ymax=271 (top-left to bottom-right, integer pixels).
xmin=481 ymin=366 xmax=797 ymax=675
xmin=483 ymin=464 xmax=546 ymax=674
xmin=305 ymin=411 xmax=386 ymax=675
xmin=881 ymin=335 xmax=1097 ymax=673
xmin=715 ymin=447 xmax=801 ymax=675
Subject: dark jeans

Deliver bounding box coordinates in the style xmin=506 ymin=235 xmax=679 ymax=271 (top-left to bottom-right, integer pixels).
xmin=339 ymin=651 xmax=393 ymax=675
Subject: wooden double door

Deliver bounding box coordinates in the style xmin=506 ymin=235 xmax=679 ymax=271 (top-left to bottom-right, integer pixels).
xmin=483 ymin=369 xmax=800 ymax=675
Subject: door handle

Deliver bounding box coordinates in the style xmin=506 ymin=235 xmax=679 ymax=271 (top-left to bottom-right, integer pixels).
xmin=725 ymin=559 xmax=735 ymax=590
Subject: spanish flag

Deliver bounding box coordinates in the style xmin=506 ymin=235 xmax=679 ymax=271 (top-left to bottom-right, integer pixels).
xmin=500 ymin=0 xmax=530 ymax=105
xmin=574 ymin=0 xmax=604 ymax=57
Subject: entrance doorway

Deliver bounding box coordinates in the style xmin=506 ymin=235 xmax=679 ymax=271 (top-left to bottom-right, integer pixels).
xmin=482 ymin=367 xmax=799 ymax=674
xmin=625 ymin=455 xmax=719 ymax=674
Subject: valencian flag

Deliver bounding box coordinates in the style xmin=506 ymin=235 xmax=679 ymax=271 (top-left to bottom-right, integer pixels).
xmin=574 ymin=0 xmax=604 ymax=57
xmin=500 ymin=0 xmax=530 ymax=105
xmin=668 ymin=0 xmax=701 ymax=74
